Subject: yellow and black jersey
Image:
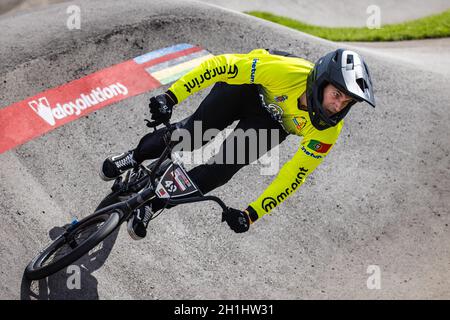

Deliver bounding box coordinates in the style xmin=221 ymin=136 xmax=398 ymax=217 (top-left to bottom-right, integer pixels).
xmin=168 ymin=49 xmax=343 ymax=218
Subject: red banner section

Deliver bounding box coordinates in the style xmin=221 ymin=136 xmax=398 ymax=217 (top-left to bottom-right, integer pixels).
xmin=0 ymin=44 xmax=205 ymax=154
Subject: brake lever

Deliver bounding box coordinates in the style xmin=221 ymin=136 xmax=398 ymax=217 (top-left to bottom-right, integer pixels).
xmin=221 ymin=207 xmax=230 ymax=222
xmin=145 ymin=119 xmax=171 ymax=130
xmin=144 ymin=119 xmax=161 ymax=132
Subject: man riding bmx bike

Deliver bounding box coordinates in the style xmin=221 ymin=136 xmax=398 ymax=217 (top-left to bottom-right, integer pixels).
xmin=99 ymin=48 xmax=376 ymax=240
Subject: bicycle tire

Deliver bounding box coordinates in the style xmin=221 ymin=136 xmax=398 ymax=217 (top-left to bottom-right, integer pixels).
xmin=24 ymin=210 xmax=120 ymax=280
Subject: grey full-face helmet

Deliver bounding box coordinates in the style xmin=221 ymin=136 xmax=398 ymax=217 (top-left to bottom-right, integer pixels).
xmin=306 ymin=49 xmax=376 ymax=130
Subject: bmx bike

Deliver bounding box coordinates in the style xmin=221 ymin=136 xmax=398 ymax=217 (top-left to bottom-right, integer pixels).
xmin=24 ymin=119 xmax=229 ymax=280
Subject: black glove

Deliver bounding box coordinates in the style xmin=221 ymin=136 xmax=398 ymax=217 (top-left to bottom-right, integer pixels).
xmin=222 ymin=207 xmax=251 ymax=233
xmin=149 ymin=92 xmax=176 ymax=124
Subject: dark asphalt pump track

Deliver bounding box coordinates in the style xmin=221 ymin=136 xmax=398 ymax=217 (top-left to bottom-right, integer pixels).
xmin=0 ymin=0 xmax=449 ymax=299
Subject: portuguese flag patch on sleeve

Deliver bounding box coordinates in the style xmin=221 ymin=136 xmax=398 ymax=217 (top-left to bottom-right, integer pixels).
xmin=307 ymin=140 xmax=332 ymax=153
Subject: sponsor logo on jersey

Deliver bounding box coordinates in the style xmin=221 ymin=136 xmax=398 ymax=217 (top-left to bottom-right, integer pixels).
xmin=261 ymin=167 xmax=309 ymax=212
xmin=259 ymin=94 xmax=283 ymax=122
xmin=307 ymin=140 xmax=332 ymax=153
xmin=274 ymin=95 xmax=288 ymax=103
xmin=292 ymin=116 xmax=307 ymax=131
xmin=183 ymin=64 xmax=239 ymax=93
xmin=250 ymin=58 xmax=259 ymax=83
xmin=262 ymin=197 xmax=277 ymax=212
xmin=300 ymin=145 xmax=323 ymax=159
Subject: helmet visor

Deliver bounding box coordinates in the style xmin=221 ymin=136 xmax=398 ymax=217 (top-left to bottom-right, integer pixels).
xmin=339 ymin=51 xmax=376 ymax=107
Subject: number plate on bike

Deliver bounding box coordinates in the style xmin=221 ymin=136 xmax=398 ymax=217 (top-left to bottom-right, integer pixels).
xmin=155 ymin=163 xmax=199 ymax=198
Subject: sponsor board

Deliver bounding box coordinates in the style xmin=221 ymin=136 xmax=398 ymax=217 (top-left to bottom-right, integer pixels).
xmin=0 ymin=44 xmax=211 ymax=154
xmin=183 ymin=64 xmax=238 ymax=94
xmin=250 ymin=58 xmax=259 ymax=83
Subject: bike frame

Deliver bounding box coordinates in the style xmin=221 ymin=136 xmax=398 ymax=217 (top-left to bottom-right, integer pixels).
xmin=80 ymin=121 xmax=229 ymax=229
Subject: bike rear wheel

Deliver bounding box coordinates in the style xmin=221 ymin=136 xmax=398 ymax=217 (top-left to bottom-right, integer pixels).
xmin=25 ymin=210 xmax=120 ymax=280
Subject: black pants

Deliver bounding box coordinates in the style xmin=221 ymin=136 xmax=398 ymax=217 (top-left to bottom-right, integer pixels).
xmin=133 ymin=83 xmax=289 ymax=208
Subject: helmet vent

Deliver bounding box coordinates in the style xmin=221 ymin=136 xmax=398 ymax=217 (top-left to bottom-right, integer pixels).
xmin=332 ymin=51 xmax=339 ymax=62
xmin=347 ymin=54 xmax=354 ymax=65
xmin=356 ymin=78 xmax=368 ymax=92
xmin=345 ymin=54 xmax=354 ymax=70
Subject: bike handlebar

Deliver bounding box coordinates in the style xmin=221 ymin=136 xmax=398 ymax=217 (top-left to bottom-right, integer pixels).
xmin=141 ymin=118 xmax=230 ymax=214
xmin=166 ymin=195 xmax=229 ymax=212
xmin=144 ymin=119 xmax=170 ymax=130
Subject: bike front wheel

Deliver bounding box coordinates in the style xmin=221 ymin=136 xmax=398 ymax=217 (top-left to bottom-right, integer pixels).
xmin=24 ymin=210 xmax=121 ymax=280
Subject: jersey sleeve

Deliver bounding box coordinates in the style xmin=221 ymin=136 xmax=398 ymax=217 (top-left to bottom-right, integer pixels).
xmin=247 ymin=128 xmax=342 ymax=218
xmin=167 ymin=49 xmax=291 ymax=103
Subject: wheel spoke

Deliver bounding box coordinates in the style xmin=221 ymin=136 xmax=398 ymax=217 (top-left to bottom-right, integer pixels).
xmin=26 ymin=207 xmax=121 ymax=280
xmin=40 ymin=217 xmax=107 ymax=268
